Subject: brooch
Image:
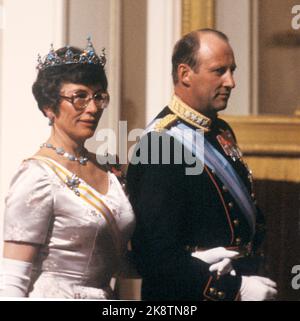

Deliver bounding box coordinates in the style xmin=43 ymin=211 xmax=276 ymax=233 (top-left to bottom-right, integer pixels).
xmin=65 ymin=174 xmax=81 ymax=196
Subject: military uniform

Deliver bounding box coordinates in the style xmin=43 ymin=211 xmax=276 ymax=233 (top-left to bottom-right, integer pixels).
xmin=126 ymin=95 xmax=265 ymax=301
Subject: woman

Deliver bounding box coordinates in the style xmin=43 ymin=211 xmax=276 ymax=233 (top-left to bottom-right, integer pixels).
xmin=0 ymin=39 xmax=135 ymax=299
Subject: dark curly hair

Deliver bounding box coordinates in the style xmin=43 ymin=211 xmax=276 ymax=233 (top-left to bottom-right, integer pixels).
xmin=32 ymin=46 xmax=108 ymax=115
xmin=171 ymin=28 xmax=229 ymax=84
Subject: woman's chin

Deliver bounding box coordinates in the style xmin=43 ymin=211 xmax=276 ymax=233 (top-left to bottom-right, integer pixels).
xmin=77 ymin=129 xmax=96 ymax=141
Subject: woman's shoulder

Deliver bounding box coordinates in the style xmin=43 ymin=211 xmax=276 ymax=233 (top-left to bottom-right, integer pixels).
xmin=4 ymin=157 xmax=54 ymax=213
xmin=9 ymin=156 xmax=53 ymax=189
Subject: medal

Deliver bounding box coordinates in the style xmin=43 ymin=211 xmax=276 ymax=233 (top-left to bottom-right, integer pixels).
xmin=216 ymin=129 xmax=255 ymax=197
xmin=216 ymin=130 xmax=243 ymax=162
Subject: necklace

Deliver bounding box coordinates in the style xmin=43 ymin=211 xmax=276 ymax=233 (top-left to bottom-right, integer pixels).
xmin=40 ymin=143 xmax=89 ymax=165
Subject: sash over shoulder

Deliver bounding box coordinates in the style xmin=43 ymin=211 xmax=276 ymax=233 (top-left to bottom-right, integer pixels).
xmin=27 ymin=156 xmax=123 ymax=256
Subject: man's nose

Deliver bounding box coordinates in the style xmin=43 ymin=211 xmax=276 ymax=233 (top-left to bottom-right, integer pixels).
xmin=224 ymin=71 xmax=235 ymax=89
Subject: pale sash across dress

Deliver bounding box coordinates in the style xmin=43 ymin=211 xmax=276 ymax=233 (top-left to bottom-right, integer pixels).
xmin=3 ymin=157 xmax=135 ymax=299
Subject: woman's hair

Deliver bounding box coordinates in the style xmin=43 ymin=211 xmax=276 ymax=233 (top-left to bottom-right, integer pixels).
xmin=32 ymin=46 xmax=108 ymax=115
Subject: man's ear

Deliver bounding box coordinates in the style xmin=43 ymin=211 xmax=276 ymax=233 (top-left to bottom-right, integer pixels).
xmin=177 ymin=64 xmax=193 ymax=87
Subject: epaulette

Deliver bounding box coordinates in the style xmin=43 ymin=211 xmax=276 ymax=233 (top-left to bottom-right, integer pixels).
xmin=154 ymin=114 xmax=179 ymax=132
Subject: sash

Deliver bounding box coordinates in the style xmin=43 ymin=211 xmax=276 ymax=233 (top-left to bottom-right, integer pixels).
xmin=143 ymin=120 xmax=256 ymax=237
xmin=28 ymin=156 xmax=123 ymax=255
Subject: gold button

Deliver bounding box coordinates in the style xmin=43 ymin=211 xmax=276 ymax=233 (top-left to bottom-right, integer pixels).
xmin=209 ymin=287 xmax=217 ymax=296
xmin=228 ymin=202 xmax=234 ymax=209
xmin=233 ymin=219 xmax=239 ymax=227
xmin=217 ymin=291 xmax=225 ymax=300
xmin=222 ymin=186 xmax=228 ymax=192
xmin=235 ymin=237 xmax=241 ymax=245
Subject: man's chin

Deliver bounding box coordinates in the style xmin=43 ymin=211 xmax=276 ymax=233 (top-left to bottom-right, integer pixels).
xmin=213 ymin=104 xmax=227 ymax=113
xmin=201 ymin=103 xmax=228 ymax=118
xmin=207 ymin=105 xmax=227 ymax=119
xmin=220 ymin=98 xmax=230 ymax=108
xmin=215 ymin=96 xmax=230 ymax=110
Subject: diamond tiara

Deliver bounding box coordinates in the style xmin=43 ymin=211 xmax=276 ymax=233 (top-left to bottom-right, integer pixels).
xmin=36 ymin=37 xmax=106 ymax=71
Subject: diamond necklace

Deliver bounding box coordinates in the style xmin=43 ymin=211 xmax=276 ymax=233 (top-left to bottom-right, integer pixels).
xmin=40 ymin=143 xmax=89 ymax=165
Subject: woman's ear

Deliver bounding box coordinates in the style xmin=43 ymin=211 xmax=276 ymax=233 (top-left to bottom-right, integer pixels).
xmin=43 ymin=107 xmax=56 ymax=125
xmin=177 ymin=63 xmax=192 ymax=87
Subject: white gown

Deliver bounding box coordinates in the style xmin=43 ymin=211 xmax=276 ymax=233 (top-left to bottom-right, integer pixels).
xmin=3 ymin=158 xmax=135 ymax=299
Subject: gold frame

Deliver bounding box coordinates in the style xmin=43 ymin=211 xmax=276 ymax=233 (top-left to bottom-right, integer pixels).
xmin=222 ymin=114 xmax=300 ymax=183
xmin=181 ymin=0 xmax=215 ymax=35
xmin=222 ymin=115 xmax=300 ymax=156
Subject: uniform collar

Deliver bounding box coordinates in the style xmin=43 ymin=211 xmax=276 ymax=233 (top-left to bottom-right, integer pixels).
xmin=168 ymin=95 xmax=212 ymax=132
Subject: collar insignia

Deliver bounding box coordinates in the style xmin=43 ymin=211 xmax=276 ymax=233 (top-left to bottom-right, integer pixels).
xmin=168 ymin=95 xmax=211 ymax=132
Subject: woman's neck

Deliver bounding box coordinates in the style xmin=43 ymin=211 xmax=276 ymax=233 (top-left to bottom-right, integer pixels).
xmin=47 ymin=130 xmax=86 ymax=158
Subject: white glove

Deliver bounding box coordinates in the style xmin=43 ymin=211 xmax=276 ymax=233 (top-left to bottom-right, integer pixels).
xmin=191 ymin=247 xmax=239 ymax=276
xmin=240 ymin=275 xmax=277 ymax=301
xmin=0 ymin=258 xmax=33 ymax=297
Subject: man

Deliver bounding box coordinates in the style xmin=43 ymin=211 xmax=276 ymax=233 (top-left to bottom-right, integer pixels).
xmin=126 ymin=29 xmax=277 ymax=301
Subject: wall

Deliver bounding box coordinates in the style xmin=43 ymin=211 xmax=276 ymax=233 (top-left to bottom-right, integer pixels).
xmin=216 ymin=0 xmax=252 ymax=115
xmin=121 ymin=0 xmax=147 ymax=133
xmin=67 ymin=0 xmax=121 ymax=152
xmin=145 ymin=0 xmax=181 ymax=123
xmin=121 ymin=0 xmax=182 ymax=132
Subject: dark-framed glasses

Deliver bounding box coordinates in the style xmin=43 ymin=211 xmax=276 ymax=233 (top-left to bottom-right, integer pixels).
xmin=59 ymin=91 xmax=109 ymax=111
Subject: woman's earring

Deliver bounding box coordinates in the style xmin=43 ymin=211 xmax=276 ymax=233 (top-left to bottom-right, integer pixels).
xmin=48 ymin=118 xmax=54 ymax=126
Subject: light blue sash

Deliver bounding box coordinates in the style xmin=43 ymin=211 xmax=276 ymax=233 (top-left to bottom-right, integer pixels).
xmin=143 ymin=119 xmax=256 ymax=237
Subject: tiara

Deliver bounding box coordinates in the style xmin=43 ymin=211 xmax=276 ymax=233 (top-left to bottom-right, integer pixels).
xmin=36 ymin=37 xmax=106 ymax=70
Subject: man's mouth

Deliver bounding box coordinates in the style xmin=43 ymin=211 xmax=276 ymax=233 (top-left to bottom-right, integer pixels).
xmin=218 ymin=93 xmax=230 ymax=98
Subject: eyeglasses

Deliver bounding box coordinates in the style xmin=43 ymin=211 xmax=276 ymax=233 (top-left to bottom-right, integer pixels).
xmin=59 ymin=91 xmax=109 ymax=111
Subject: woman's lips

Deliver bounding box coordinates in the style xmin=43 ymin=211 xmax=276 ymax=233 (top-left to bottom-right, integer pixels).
xmin=78 ymin=119 xmax=98 ymax=126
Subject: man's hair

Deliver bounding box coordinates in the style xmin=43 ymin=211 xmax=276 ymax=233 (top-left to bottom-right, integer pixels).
xmin=171 ymin=28 xmax=229 ymax=84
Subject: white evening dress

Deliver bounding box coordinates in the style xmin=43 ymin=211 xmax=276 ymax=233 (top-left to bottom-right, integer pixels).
xmin=3 ymin=157 xmax=135 ymax=299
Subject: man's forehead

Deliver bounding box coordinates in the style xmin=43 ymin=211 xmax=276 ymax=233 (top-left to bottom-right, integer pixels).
xmin=198 ymin=33 xmax=233 ymax=52
xmin=204 ymin=55 xmax=236 ymax=70
xmin=197 ymin=35 xmax=235 ymax=64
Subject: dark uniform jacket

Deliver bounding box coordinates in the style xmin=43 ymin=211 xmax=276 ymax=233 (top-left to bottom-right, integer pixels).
xmin=126 ymin=105 xmax=266 ymax=301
